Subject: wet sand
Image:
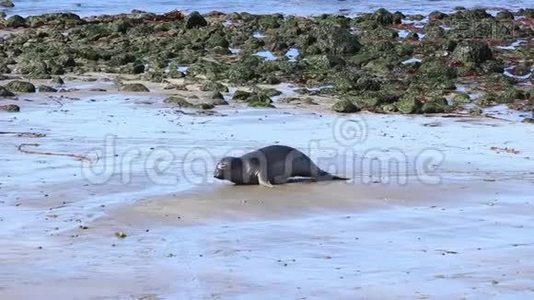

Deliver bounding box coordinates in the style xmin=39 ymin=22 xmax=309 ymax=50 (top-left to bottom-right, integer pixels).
xmin=1 ymin=78 xmax=534 ymax=298
xmin=2 ymin=179 xmax=533 ymax=299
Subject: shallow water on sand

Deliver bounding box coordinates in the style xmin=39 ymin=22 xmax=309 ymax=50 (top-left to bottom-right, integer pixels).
xmin=2 ymin=0 xmax=532 ymax=17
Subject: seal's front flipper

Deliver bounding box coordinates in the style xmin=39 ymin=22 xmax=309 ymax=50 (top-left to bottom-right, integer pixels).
xmin=258 ymin=174 xmax=275 ymax=188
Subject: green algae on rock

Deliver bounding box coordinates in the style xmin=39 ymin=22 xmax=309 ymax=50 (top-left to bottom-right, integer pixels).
xmin=6 ymin=81 xmax=36 ymax=93
xmin=332 ymin=99 xmax=360 ymax=113
xmin=164 ymin=96 xmax=194 ymax=107
xmin=200 ymin=81 xmax=229 ymax=93
xmin=421 ymin=97 xmax=450 ymax=113
xmin=0 ymin=8 xmax=531 ymax=115
xmin=37 ymin=85 xmax=58 ymax=93
xmin=396 ymin=95 xmax=423 ymax=114
xmin=5 ymin=15 xmax=25 ymax=27
xmin=119 ymin=83 xmax=150 ymax=92
xmin=232 ymin=90 xmax=253 ymax=101
xmin=0 ymin=86 xmax=15 ymax=97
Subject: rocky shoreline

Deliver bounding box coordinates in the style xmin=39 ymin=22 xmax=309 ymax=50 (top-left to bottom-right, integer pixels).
xmin=0 ymin=8 xmax=532 ymax=117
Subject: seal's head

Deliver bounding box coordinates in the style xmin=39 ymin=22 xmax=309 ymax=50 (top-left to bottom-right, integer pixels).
xmin=214 ymin=157 xmax=242 ymax=181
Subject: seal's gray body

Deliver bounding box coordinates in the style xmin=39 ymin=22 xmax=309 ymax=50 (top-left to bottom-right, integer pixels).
xmin=214 ymin=145 xmax=347 ymax=187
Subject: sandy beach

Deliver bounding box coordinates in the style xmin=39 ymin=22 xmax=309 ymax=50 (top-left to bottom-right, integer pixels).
xmin=1 ymin=75 xmax=533 ymax=298
xmin=0 ymin=4 xmax=533 ymax=299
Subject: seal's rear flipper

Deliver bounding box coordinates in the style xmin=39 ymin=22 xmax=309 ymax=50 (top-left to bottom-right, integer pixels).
xmin=317 ymin=170 xmax=349 ymax=181
xmin=331 ymin=175 xmax=350 ymax=181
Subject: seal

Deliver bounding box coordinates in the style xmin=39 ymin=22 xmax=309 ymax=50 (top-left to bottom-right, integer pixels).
xmin=214 ymin=145 xmax=348 ymax=187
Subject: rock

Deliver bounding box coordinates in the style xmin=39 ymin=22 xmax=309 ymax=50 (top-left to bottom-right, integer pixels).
xmin=469 ymin=107 xmax=483 ymax=116
xmin=210 ymin=98 xmax=228 ymax=106
xmin=258 ymin=14 xmax=281 ymax=30
xmin=0 ymin=104 xmax=20 ymax=112
xmin=263 ymin=75 xmax=281 ymax=85
xmin=313 ymin=25 xmax=361 ymax=55
xmin=132 ymin=64 xmax=145 ymax=74
xmin=499 ymin=87 xmax=524 ymax=103
xmin=363 ymin=58 xmax=394 ymax=75
xmin=393 ymin=11 xmax=404 ymax=24
xmin=0 ymin=86 xmax=15 ymax=97
xmin=50 ymin=76 xmax=64 ymax=85
xmin=164 ymin=96 xmax=194 ymax=107
xmin=0 ymin=0 xmax=14 ymax=8
xmin=25 ymin=13 xmax=83 ymax=27
xmin=421 ymin=97 xmax=449 ymax=113
xmin=119 ymin=83 xmax=149 ymax=92
xmin=197 ymin=103 xmax=215 ymax=110
xmin=186 ymin=11 xmax=207 ymax=29
xmin=475 ymin=94 xmax=497 ymax=107
xmin=255 ymin=87 xmax=282 ymax=97
xmin=353 ymin=92 xmax=398 ymax=111
xmin=120 ymin=63 xmax=145 ymax=74
xmin=17 ymin=58 xmax=54 ymax=79
xmin=0 ymin=61 xmax=10 ymax=74
xmin=396 ymin=95 xmax=422 ymax=114
xmin=209 ymin=91 xmax=228 ymax=105
xmin=232 ymin=90 xmax=253 ymax=101
xmin=210 ymin=46 xmax=231 ymax=55
xmin=246 ymin=93 xmax=274 ymax=108
xmin=424 ymin=26 xmax=445 ymax=39
xmin=206 ymin=33 xmax=230 ymax=49
xmin=200 ymin=81 xmax=228 ymax=93
xmin=417 ymin=60 xmax=457 ymax=87
xmin=522 ymin=118 xmax=534 ymax=124
xmin=481 ymin=60 xmax=504 ymax=74
xmin=355 ymin=76 xmax=381 ymax=91
xmin=519 ymin=9 xmax=534 ymax=18
xmin=452 ymin=40 xmax=493 ymax=65
xmin=6 ymin=80 xmax=36 ymax=93
xmin=6 ymin=15 xmax=26 ymax=27
xmin=453 ymin=93 xmax=471 ymax=104
xmin=210 ymin=91 xmax=225 ymax=100
xmin=302 ymin=97 xmax=318 ymax=105
xmin=453 ymin=9 xmax=491 ymax=20
xmin=333 ymin=71 xmax=360 ymax=92
xmin=332 ymin=99 xmax=360 ymax=113
xmin=429 ymin=11 xmax=447 ymax=20
xmin=509 ymin=64 xmax=531 ymax=77
xmin=406 ymin=32 xmax=419 ymax=41
xmin=279 ymin=97 xmax=299 ymax=103
xmin=381 ymin=103 xmax=398 ymax=113
xmin=38 ymin=85 xmax=58 ymax=93
xmin=496 ymin=10 xmax=514 ymax=20
xmin=112 ymin=18 xmax=135 ymax=33
xmin=248 ymin=101 xmax=274 ymax=108
xmin=372 ymin=8 xmax=395 ymax=25
xmin=362 ymin=27 xmax=399 ymax=40
xmin=226 ymin=55 xmax=263 ymax=83
xmin=305 ymin=55 xmax=345 ymax=70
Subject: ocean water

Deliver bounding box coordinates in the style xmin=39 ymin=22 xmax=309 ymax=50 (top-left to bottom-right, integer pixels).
xmin=1 ymin=0 xmax=532 ymax=17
